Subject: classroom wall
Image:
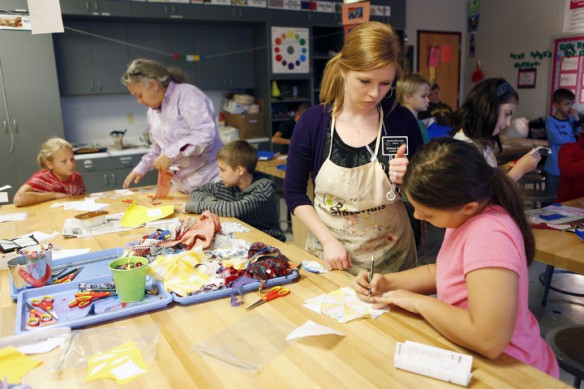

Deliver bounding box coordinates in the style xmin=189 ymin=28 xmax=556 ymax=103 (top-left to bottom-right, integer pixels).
xmin=404 ymin=0 xmax=467 ymax=102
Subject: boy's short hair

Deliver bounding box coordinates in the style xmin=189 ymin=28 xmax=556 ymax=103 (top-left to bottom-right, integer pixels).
xmin=38 ymin=137 xmax=73 ymax=169
xmin=430 ymin=83 xmax=440 ymax=91
xmin=397 ymin=73 xmax=430 ymax=104
xmin=553 ymin=88 xmax=575 ymax=104
xmin=217 ymin=140 xmax=258 ymax=174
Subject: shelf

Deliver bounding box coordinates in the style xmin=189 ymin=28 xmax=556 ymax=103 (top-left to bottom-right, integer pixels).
xmin=271 ymin=98 xmax=311 ymax=103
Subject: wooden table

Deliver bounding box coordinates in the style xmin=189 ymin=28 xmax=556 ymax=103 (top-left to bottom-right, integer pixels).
xmin=533 ymin=197 xmax=584 ymax=275
xmin=0 ymin=188 xmax=567 ymax=388
xmin=256 ymin=155 xmax=287 ymax=180
xmin=496 ymin=137 xmax=548 ymax=165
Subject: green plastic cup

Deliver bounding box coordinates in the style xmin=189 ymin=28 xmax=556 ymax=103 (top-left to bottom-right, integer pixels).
xmin=109 ymin=256 xmax=148 ymax=302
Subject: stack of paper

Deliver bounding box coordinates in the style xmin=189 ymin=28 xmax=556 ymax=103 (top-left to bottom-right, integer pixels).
xmin=394 ymin=341 xmax=473 ymax=387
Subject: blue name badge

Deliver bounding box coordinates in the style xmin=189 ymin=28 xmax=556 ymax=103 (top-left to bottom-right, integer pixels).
xmin=382 ymin=136 xmax=408 ymax=156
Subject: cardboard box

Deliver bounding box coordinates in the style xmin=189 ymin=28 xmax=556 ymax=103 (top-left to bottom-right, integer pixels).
xmin=224 ymin=112 xmax=265 ymax=140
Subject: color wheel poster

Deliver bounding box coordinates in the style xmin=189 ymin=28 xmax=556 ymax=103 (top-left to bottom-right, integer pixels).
xmin=271 ymin=26 xmax=309 ymax=74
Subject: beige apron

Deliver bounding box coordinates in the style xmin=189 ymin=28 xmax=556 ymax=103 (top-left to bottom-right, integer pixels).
xmin=306 ymin=109 xmax=417 ymax=275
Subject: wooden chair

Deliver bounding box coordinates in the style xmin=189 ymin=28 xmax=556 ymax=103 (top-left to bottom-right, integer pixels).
xmin=546 ymin=326 xmax=584 ymax=388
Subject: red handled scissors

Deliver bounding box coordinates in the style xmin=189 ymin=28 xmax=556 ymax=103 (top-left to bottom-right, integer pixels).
xmin=246 ymin=286 xmax=290 ymax=310
xmin=31 ymin=295 xmax=59 ymax=320
xmin=26 ymin=302 xmax=53 ymax=327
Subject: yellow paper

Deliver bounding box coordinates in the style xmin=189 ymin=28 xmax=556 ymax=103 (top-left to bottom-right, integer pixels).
xmin=86 ymin=340 xmax=148 ymax=384
xmin=0 ymin=346 xmax=42 ymax=384
xmin=120 ymin=201 xmax=174 ymax=227
xmin=148 ymin=249 xmax=210 ymax=296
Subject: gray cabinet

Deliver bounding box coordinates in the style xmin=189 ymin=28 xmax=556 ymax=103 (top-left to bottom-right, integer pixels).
xmin=126 ymin=23 xmax=198 ymax=84
xmin=54 ymin=22 xmax=129 ymax=95
xmin=131 ymin=2 xmax=203 ymax=19
xmin=203 ymin=4 xmax=267 ymax=21
xmin=59 ymin=0 xmax=132 ymax=17
xmin=0 ymin=31 xmax=64 ymax=201
xmin=77 ymin=154 xmax=157 ymax=193
xmin=195 ymin=24 xmax=255 ymax=90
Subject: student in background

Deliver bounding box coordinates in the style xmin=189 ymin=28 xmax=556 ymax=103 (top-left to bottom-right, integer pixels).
xmin=185 ymin=140 xmax=286 ymax=242
xmin=397 ymin=73 xmax=431 ymax=144
xmin=556 ymin=132 xmax=584 ymax=202
xmin=543 ymin=88 xmax=583 ymax=198
xmin=353 ymin=138 xmax=559 ymax=378
xmin=451 ymin=78 xmax=540 ymax=182
xmin=121 ymin=58 xmax=222 ymax=194
xmin=419 ymin=83 xmax=454 ymax=127
xmin=14 ymin=138 xmax=86 ymax=207
xmin=272 ymin=102 xmax=310 ymax=154
xmin=284 ymin=21 xmax=423 ymax=274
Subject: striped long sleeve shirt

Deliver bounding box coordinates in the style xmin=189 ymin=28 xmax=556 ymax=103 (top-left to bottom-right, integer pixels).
xmin=185 ymin=173 xmax=286 ymax=242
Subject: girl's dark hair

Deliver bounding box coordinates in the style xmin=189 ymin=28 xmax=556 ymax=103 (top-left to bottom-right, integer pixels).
xmin=402 ymin=138 xmax=534 ymax=264
xmin=451 ymin=78 xmax=519 ymax=151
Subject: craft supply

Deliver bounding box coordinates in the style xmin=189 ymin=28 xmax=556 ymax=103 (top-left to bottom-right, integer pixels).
xmin=368 ymin=256 xmax=375 ymax=296
xmin=74 ymin=211 xmax=108 ymax=227
xmin=8 ymin=247 xmax=52 ymax=289
xmin=52 ymin=267 xmax=83 ymax=284
xmin=109 ymin=257 xmax=149 ymax=302
xmin=394 ymin=341 xmax=473 ymax=387
xmin=31 ymin=295 xmax=59 ymax=320
xmin=26 ymin=302 xmax=53 ymax=327
xmin=246 ymin=286 xmax=290 ymax=310
xmin=69 ymin=291 xmax=112 ymax=309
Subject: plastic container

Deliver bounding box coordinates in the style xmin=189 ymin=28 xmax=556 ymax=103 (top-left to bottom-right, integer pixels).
xmin=109 ymin=257 xmax=149 ymax=302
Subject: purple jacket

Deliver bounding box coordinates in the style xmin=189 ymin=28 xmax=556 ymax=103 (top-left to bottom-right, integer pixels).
xmin=283 ymin=98 xmax=423 ymax=213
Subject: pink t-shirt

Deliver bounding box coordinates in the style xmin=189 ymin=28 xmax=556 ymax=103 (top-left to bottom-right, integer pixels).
xmin=436 ymin=205 xmax=559 ymax=378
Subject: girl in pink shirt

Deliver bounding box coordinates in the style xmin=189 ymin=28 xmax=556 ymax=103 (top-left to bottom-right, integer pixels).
xmin=353 ymin=138 xmax=559 ymax=378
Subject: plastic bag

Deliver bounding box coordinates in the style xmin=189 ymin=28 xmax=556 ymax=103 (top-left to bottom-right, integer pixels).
xmin=51 ymin=322 xmax=161 ymax=373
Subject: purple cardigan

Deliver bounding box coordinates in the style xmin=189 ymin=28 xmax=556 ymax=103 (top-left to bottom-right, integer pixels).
xmin=283 ymin=98 xmax=423 ymax=213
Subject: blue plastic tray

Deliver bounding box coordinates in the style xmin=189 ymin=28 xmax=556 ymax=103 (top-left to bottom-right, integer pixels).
xmin=15 ymin=275 xmax=172 ymax=334
xmin=172 ymin=269 xmax=300 ymax=305
xmin=9 ymin=248 xmax=125 ymax=300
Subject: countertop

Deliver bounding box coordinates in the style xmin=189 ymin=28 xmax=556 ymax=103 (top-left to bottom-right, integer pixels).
xmin=75 ymin=145 xmax=151 ymax=160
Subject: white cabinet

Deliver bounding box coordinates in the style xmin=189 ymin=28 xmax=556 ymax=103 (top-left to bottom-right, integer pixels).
xmin=0 ymin=31 xmax=64 ymax=201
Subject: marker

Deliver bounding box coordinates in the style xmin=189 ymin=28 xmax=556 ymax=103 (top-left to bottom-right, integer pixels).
xmin=368 ymin=256 xmax=375 ymax=296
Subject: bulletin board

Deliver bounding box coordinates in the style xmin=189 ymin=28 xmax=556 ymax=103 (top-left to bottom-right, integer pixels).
xmin=550 ymin=34 xmax=584 ymax=114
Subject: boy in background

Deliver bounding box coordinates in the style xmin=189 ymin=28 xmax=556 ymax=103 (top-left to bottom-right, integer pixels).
xmin=418 ymin=83 xmax=453 ymax=127
xmin=185 ymin=140 xmax=286 ymax=242
xmin=544 ymin=88 xmax=583 ymax=198
xmin=397 ymin=73 xmax=431 ymax=144
xmin=271 ymin=102 xmax=310 ymax=154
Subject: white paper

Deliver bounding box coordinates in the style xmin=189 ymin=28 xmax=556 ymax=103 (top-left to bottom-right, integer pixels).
xmin=31 ymin=230 xmax=58 ymax=242
xmin=145 ymin=218 xmax=179 ymax=229
xmin=0 ymin=327 xmax=71 ymax=353
xmin=0 ymin=192 xmax=8 ymax=203
xmin=147 ymin=208 xmax=163 ymax=217
xmin=286 ymin=320 xmax=345 ymax=341
xmin=28 ymin=0 xmax=64 ymax=34
xmin=115 ymin=189 xmax=134 ymax=196
xmin=18 ymin=333 xmax=69 ymax=354
xmin=394 ymin=341 xmax=472 ymax=387
xmin=52 ymin=248 xmax=91 ymax=261
xmin=62 ymin=212 xmax=136 ymax=238
xmin=0 ymin=212 xmax=26 ymax=222
xmin=53 ymin=198 xmax=108 ymax=212
xmin=0 ymin=185 xmax=11 ymax=191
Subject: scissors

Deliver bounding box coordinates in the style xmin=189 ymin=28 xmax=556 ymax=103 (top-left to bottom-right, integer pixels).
xmin=69 ymin=291 xmax=112 ymax=308
xmin=31 ymin=295 xmax=59 ymax=320
xmin=246 ymin=286 xmax=290 ymax=310
xmin=26 ymin=302 xmax=53 ymax=327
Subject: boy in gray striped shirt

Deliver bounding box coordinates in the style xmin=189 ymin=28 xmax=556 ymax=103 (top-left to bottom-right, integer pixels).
xmin=185 ymin=140 xmax=286 ymax=242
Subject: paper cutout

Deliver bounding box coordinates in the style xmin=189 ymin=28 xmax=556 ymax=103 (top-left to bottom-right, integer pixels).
xmin=0 ymin=346 xmax=42 ymax=384
xmin=394 ymin=341 xmax=473 ymax=387
xmin=286 ymin=320 xmax=345 ymax=341
xmin=86 ymin=340 xmax=148 ymax=384
xmin=120 ymin=201 xmax=174 ymax=227
xmin=0 ymin=213 xmax=26 ymax=223
xmin=304 ymin=287 xmax=389 ymax=323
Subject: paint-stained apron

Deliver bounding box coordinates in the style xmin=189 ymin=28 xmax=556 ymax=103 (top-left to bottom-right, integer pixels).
xmin=305 ymin=113 xmax=417 ymax=275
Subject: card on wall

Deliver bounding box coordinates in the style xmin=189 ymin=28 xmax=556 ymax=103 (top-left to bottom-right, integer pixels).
xmin=271 ymin=26 xmax=310 ymax=74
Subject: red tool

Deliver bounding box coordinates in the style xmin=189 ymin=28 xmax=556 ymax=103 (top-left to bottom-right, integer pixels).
xmin=31 ymin=295 xmax=59 ymax=320
xmin=69 ymin=291 xmax=111 ymax=309
xmin=26 ymin=302 xmax=54 ymax=327
xmin=246 ymin=286 xmax=290 ymax=310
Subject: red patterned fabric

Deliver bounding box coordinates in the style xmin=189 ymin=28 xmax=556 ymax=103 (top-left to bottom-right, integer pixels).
xmin=25 ymin=170 xmax=86 ymax=196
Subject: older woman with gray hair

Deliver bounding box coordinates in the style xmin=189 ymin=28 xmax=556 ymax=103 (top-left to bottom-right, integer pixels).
xmin=121 ymin=58 xmax=222 ymax=193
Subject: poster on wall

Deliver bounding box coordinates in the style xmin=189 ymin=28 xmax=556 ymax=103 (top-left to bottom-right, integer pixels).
xmin=0 ymin=13 xmax=31 ymax=30
xmin=550 ymin=34 xmax=584 ymax=113
xmin=564 ymin=0 xmax=584 ymax=33
xmin=271 ymin=27 xmax=309 ymax=74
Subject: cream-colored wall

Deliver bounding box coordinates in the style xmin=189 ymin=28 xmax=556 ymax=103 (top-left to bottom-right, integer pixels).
xmin=405 ymin=0 xmax=467 ymax=103
xmin=471 ymin=0 xmax=567 ymax=118
xmin=406 ymin=0 xmax=574 ymax=120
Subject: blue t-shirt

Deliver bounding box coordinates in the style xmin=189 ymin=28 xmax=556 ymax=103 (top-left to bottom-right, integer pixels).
xmin=544 ymin=116 xmax=580 ymax=176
